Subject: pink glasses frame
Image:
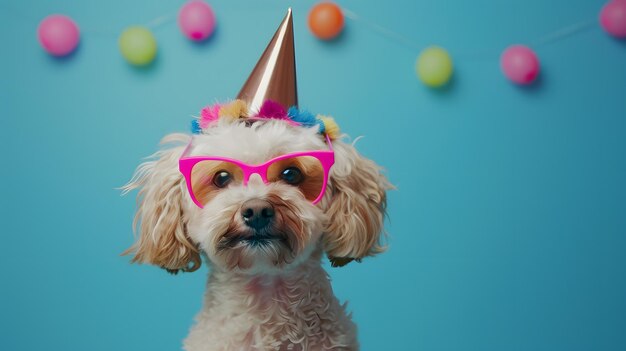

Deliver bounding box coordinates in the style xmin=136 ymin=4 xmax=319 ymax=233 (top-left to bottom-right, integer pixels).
xmin=179 ymin=135 xmax=335 ymax=208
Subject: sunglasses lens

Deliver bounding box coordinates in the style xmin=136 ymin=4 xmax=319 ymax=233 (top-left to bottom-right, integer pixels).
xmin=267 ymin=156 xmax=326 ymax=202
xmin=190 ymin=160 xmax=243 ymax=205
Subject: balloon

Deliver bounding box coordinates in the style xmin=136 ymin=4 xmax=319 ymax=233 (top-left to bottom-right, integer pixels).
xmin=37 ymin=15 xmax=80 ymax=56
xmin=600 ymin=0 xmax=626 ymax=38
xmin=500 ymin=45 xmax=540 ymax=85
xmin=416 ymin=46 xmax=453 ymax=88
xmin=308 ymin=2 xmax=344 ymax=40
xmin=178 ymin=0 xmax=216 ymax=41
xmin=119 ymin=26 xmax=157 ymax=66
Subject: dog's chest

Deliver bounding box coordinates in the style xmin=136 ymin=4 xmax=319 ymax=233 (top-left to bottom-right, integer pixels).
xmin=183 ymin=274 xmax=357 ymax=351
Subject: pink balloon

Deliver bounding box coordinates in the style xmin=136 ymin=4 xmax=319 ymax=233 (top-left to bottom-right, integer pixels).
xmin=600 ymin=0 xmax=626 ymax=38
xmin=500 ymin=45 xmax=540 ymax=85
xmin=37 ymin=15 xmax=80 ymax=56
xmin=178 ymin=0 xmax=216 ymax=41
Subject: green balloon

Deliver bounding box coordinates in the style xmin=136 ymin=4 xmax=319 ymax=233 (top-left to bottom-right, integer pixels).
xmin=416 ymin=46 xmax=453 ymax=88
xmin=119 ymin=26 xmax=157 ymax=66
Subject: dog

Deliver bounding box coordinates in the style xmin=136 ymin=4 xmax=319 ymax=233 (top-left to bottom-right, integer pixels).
xmin=122 ymin=105 xmax=390 ymax=350
xmin=123 ymin=7 xmax=391 ymax=350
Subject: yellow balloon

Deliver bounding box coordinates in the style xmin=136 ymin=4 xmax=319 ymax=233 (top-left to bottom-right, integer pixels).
xmin=119 ymin=26 xmax=157 ymax=66
xmin=416 ymin=46 xmax=453 ymax=87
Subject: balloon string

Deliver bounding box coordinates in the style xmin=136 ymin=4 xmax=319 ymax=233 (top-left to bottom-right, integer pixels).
xmin=342 ymin=8 xmax=423 ymax=52
xmin=531 ymin=18 xmax=597 ymax=47
xmin=344 ymin=7 xmax=597 ymax=59
xmin=83 ymin=12 xmax=177 ymax=36
xmin=146 ymin=13 xmax=177 ymax=30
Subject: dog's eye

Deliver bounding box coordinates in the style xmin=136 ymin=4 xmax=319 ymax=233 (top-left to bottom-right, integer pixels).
xmin=280 ymin=167 xmax=303 ymax=185
xmin=213 ymin=171 xmax=232 ymax=188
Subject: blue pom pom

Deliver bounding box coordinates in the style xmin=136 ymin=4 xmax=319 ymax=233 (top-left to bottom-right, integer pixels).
xmin=287 ymin=106 xmax=299 ymax=119
xmin=288 ymin=106 xmax=317 ymax=127
xmin=191 ymin=119 xmax=201 ymax=134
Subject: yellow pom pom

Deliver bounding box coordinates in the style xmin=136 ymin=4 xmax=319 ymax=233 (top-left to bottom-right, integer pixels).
xmin=318 ymin=115 xmax=340 ymax=140
xmin=219 ymin=99 xmax=248 ymax=120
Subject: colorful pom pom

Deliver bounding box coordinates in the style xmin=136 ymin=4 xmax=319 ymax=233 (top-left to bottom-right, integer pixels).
xmin=191 ymin=100 xmax=341 ymax=139
xmin=199 ymin=103 xmax=221 ymax=128
xmin=256 ymin=100 xmax=287 ymax=119
xmin=219 ymin=99 xmax=248 ymax=120
xmin=317 ymin=115 xmax=340 ymax=140
xmin=191 ymin=119 xmax=202 ymax=134
xmin=287 ymin=106 xmax=299 ymax=119
xmin=288 ymin=106 xmax=318 ymax=127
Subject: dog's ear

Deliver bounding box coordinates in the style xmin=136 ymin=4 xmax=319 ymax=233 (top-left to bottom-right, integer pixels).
xmin=323 ymin=139 xmax=392 ymax=267
xmin=121 ymin=133 xmax=201 ymax=274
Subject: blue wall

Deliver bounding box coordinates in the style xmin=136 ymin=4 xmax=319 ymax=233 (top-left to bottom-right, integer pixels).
xmin=2 ymin=0 xmax=625 ymax=350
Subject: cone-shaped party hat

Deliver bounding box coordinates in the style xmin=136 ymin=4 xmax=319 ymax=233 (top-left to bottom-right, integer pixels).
xmin=192 ymin=9 xmax=341 ymax=140
xmin=237 ymin=8 xmax=297 ymax=114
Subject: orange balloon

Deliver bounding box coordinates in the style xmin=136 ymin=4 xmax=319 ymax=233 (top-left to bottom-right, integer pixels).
xmin=308 ymin=2 xmax=344 ymax=40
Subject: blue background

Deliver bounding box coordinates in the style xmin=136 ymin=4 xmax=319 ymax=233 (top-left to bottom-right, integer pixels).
xmin=2 ymin=0 xmax=625 ymax=350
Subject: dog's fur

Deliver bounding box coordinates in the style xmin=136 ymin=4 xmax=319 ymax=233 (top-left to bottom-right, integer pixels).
xmin=123 ymin=119 xmax=390 ymax=351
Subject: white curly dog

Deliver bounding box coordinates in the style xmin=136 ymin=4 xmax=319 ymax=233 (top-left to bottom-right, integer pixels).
xmin=123 ymin=116 xmax=390 ymax=350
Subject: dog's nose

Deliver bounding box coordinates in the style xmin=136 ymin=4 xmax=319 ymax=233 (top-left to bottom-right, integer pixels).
xmin=241 ymin=199 xmax=275 ymax=230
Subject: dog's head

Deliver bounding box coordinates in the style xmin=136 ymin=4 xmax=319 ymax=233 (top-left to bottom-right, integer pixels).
xmin=123 ymin=116 xmax=390 ymax=274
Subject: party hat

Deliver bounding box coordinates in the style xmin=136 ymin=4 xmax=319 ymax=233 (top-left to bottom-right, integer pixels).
xmin=237 ymin=8 xmax=298 ymax=113
xmin=194 ymin=8 xmax=340 ymax=139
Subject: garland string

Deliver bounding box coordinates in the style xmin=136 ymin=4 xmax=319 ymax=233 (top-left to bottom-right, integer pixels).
xmin=0 ymin=3 xmax=602 ymax=60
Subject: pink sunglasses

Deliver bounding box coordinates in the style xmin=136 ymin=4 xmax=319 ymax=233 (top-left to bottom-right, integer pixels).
xmin=179 ymin=135 xmax=335 ymax=208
